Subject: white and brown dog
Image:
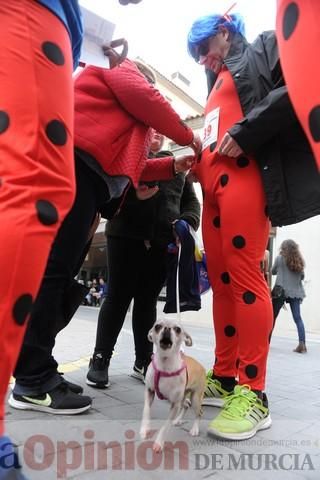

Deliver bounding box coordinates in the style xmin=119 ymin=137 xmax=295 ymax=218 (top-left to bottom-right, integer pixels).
xmin=140 ymin=318 xmax=206 ymax=452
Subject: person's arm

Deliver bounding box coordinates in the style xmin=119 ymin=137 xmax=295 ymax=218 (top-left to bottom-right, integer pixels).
xmin=227 ymin=32 xmax=299 ymax=154
xmin=178 ymin=178 xmax=201 ymax=231
xmin=102 ymin=60 xmax=194 ymax=147
xmin=139 ymin=155 xmax=195 ymax=182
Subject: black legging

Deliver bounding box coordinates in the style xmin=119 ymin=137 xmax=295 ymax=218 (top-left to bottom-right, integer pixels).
xmin=14 ymin=157 xmax=109 ymax=391
xmin=94 ymin=235 xmax=167 ymax=362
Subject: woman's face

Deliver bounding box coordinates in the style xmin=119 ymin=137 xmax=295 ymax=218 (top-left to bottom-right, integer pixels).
xmin=150 ymin=132 xmax=164 ymax=153
xmin=197 ymin=28 xmax=231 ymax=73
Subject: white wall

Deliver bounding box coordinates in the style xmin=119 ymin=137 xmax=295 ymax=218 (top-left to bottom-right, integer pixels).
xmin=272 ymin=216 xmax=320 ymax=335
xmin=156 ymin=81 xmax=202 ymax=119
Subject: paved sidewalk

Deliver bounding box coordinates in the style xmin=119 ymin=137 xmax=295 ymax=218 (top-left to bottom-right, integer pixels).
xmin=5 ymin=306 xmax=320 ymax=479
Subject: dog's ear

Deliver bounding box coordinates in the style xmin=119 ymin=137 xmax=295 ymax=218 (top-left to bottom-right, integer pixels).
xmin=184 ymin=331 xmax=193 ymax=347
xmin=148 ymin=327 xmax=154 ymax=343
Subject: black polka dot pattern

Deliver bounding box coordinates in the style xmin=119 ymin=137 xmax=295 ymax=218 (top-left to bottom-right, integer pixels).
xmin=213 ymin=216 xmax=221 ymax=228
xmin=220 ymin=174 xmax=229 ymax=187
xmin=243 ymin=291 xmax=256 ymax=304
xmin=36 ymin=200 xmax=58 ymax=225
xmin=221 ymin=272 xmax=230 ymax=284
xmin=13 ymin=294 xmax=33 ymax=326
xmin=0 ymin=111 xmax=10 ymax=134
xmin=224 ymin=325 xmax=236 ymax=337
xmin=245 ymin=364 xmax=258 ymax=379
xmin=42 ymin=42 xmax=65 ymax=65
xmin=46 ymin=120 xmax=67 ymax=146
xmin=232 ymin=235 xmax=246 ymax=249
xmin=215 ymin=79 xmax=223 ymax=90
xmin=282 ymin=2 xmax=299 ymax=40
xmin=236 ymin=156 xmax=250 ymax=168
xmin=210 ymin=142 xmax=217 ymax=152
xmin=308 ymin=106 xmax=320 ymax=142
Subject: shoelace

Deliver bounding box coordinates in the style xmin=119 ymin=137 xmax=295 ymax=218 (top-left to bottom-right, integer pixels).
xmin=221 ymin=385 xmax=259 ymax=419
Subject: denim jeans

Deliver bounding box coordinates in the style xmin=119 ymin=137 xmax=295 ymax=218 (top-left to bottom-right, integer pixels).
xmin=287 ymin=297 xmax=306 ymax=343
xmin=273 ymin=296 xmax=306 ymax=342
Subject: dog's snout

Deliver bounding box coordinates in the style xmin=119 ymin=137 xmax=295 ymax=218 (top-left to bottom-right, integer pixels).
xmin=161 ymin=328 xmax=171 ymax=341
xmin=160 ymin=327 xmax=173 ymax=349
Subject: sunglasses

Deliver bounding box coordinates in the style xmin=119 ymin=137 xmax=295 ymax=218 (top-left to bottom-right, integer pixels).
xmin=193 ymin=39 xmax=210 ymax=63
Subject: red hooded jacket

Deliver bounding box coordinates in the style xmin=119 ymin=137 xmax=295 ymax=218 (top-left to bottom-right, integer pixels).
xmin=74 ymin=60 xmax=194 ymax=187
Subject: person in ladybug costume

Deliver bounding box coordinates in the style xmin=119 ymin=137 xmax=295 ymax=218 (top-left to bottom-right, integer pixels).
xmin=187 ymin=10 xmax=320 ymax=441
xmin=276 ymin=0 xmax=320 ymax=170
xmin=0 ymin=0 xmax=82 ymax=477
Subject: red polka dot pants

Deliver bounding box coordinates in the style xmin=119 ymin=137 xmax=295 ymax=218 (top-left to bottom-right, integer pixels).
xmin=0 ymin=1 xmax=75 ymax=435
xmin=201 ymin=158 xmax=273 ymax=391
xmin=277 ymin=0 xmax=320 ymax=169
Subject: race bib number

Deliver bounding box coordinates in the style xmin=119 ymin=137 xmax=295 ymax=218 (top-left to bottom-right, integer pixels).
xmin=202 ymin=107 xmax=220 ymax=151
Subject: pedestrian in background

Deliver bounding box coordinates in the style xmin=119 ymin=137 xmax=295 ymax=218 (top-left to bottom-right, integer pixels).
xmin=272 ymin=239 xmax=307 ymax=353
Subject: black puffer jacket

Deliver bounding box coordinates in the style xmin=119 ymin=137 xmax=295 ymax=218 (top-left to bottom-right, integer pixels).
xmin=207 ymin=31 xmax=320 ymax=227
xmin=106 ymin=151 xmax=200 ymax=247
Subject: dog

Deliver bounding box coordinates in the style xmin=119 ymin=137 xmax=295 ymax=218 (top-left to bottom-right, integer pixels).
xmin=140 ymin=318 xmax=206 ymax=453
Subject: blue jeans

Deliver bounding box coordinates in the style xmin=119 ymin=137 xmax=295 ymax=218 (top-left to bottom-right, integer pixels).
xmin=272 ymin=296 xmax=306 ymax=343
xmin=287 ymin=298 xmax=306 ymax=343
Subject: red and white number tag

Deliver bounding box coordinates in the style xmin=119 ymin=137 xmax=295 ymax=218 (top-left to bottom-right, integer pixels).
xmin=202 ymin=107 xmax=220 ymax=151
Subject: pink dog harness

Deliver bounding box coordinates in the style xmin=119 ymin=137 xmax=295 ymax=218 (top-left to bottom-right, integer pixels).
xmin=152 ymin=354 xmax=187 ymax=400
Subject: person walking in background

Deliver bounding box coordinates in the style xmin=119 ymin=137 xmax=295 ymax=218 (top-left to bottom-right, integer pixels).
xmin=272 ymin=239 xmax=307 ymax=353
xmin=187 ymin=6 xmax=320 ymax=441
xmin=86 ymin=131 xmax=200 ymax=388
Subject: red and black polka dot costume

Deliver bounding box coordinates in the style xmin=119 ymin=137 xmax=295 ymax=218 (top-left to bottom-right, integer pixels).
xmin=276 ymin=0 xmax=320 ymax=170
xmin=197 ymin=67 xmax=273 ymax=391
xmin=0 ymin=1 xmax=75 ymax=435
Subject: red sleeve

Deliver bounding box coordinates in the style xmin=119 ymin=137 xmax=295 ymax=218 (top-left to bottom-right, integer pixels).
xmin=102 ymin=60 xmax=193 ymax=146
xmin=139 ymin=157 xmax=175 ymax=182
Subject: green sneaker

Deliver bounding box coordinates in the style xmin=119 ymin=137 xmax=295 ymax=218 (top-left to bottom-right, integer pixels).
xmin=207 ymin=385 xmax=272 ymax=440
xmin=202 ymin=371 xmax=233 ymax=407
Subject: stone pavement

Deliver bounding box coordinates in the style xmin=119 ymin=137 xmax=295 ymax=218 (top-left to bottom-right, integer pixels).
xmin=5 ymin=306 xmax=320 ymax=479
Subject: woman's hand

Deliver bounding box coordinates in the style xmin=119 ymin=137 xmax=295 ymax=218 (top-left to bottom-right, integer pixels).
xmin=189 ymin=133 xmax=202 ymax=156
xmin=174 ymin=155 xmax=196 ymax=173
xmin=136 ymin=184 xmax=159 ymax=200
xmin=102 ymin=38 xmax=128 ymax=68
xmin=218 ymin=132 xmax=244 ymax=157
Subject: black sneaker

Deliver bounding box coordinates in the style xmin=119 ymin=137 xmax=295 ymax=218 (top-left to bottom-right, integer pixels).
xmin=86 ymin=353 xmax=110 ymax=388
xmin=59 ymin=372 xmax=83 ymax=394
xmin=130 ymin=359 xmax=150 ymax=383
xmin=8 ymin=383 xmax=92 ymax=415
